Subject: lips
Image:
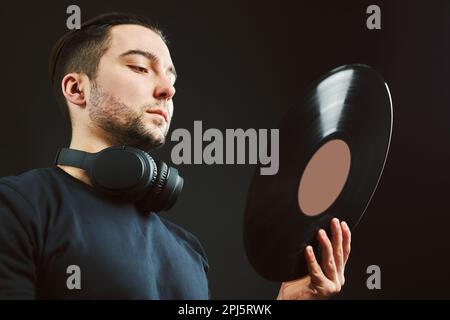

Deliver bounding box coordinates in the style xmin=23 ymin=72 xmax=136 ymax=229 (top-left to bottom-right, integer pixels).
xmin=145 ymin=108 xmax=169 ymax=122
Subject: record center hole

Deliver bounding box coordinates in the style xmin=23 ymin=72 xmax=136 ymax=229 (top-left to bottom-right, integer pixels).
xmin=298 ymin=139 xmax=351 ymax=217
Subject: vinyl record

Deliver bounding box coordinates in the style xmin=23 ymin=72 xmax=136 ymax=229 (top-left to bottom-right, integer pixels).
xmin=244 ymin=64 xmax=393 ymax=282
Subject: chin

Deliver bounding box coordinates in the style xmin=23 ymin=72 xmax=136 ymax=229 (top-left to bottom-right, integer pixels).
xmin=141 ymin=122 xmax=168 ymax=149
xmin=147 ymin=133 xmax=166 ymax=149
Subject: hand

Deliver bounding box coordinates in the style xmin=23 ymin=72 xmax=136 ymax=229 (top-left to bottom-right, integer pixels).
xmin=276 ymin=218 xmax=351 ymax=300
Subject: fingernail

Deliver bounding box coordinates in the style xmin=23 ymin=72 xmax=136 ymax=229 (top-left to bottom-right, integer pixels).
xmin=341 ymin=221 xmax=348 ymax=229
xmin=333 ymin=218 xmax=340 ymax=225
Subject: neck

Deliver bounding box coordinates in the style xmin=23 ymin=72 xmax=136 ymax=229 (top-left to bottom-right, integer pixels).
xmin=57 ymin=126 xmax=113 ymax=186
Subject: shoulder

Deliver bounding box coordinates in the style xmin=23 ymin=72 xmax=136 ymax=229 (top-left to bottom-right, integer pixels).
xmin=0 ymin=167 xmax=61 ymax=204
xmin=0 ymin=169 xmax=56 ymax=255
xmin=0 ymin=167 xmax=56 ymax=192
xmin=0 ymin=167 xmax=62 ymax=226
xmin=0 ymin=167 xmax=56 ymax=214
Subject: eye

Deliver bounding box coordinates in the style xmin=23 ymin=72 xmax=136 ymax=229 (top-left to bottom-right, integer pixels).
xmin=128 ymin=65 xmax=149 ymax=73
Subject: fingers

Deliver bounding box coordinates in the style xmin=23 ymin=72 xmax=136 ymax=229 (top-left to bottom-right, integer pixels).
xmin=331 ymin=218 xmax=344 ymax=274
xmin=303 ymin=221 xmax=351 ymax=299
xmin=317 ymin=229 xmax=339 ymax=282
xmin=341 ymin=221 xmax=351 ymax=264
xmin=304 ymin=245 xmax=326 ymax=285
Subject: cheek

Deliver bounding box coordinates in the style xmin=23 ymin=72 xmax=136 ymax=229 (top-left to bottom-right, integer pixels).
xmin=96 ymin=65 xmax=153 ymax=105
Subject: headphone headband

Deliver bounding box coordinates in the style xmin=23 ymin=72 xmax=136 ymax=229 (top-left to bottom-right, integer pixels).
xmin=54 ymin=147 xmax=95 ymax=170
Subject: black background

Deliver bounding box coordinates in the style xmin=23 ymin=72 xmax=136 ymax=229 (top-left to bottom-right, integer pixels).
xmin=0 ymin=0 xmax=449 ymax=299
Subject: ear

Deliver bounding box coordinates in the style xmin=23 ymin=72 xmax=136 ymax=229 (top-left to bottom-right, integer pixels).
xmin=61 ymin=73 xmax=89 ymax=108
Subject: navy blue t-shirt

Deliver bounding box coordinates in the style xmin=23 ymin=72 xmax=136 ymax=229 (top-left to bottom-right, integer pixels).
xmin=0 ymin=166 xmax=210 ymax=299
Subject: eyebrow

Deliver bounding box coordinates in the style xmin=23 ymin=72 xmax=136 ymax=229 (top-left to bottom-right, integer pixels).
xmin=119 ymin=49 xmax=177 ymax=81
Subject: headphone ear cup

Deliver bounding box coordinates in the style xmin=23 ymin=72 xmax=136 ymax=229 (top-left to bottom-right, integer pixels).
xmin=136 ymin=161 xmax=184 ymax=213
xmin=142 ymin=151 xmax=158 ymax=191
xmin=135 ymin=161 xmax=168 ymax=213
xmin=90 ymin=146 xmax=151 ymax=197
xmin=153 ymin=161 xmax=169 ymax=199
xmin=161 ymin=166 xmax=184 ymax=210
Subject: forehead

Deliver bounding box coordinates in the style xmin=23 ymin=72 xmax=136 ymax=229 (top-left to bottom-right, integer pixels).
xmin=106 ymin=24 xmax=172 ymax=62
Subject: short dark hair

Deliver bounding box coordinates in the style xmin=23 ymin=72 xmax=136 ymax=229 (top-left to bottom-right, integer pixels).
xmin=49 ymin=12 xmax=166 ymax=125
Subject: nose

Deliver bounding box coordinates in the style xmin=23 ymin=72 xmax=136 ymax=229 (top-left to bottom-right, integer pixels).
xmin=153 ymin=75 xmax=176 ymax=101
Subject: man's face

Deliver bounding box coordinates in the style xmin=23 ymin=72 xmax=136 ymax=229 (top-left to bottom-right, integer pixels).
xmin=87 ymin=24 xmax=176 ymax=150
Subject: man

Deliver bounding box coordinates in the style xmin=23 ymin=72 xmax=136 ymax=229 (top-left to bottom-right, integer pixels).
xmin=0 ymin=12 xmax=351 ymax=299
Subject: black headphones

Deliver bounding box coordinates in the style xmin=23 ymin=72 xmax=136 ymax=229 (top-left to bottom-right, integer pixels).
xmin=54 ymin=146 xmax=184 ymax=213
